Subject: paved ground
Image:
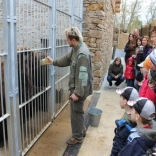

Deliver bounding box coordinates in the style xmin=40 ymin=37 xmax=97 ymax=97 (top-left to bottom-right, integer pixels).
xmin=26 ymin=49 xmax=126 ymax=156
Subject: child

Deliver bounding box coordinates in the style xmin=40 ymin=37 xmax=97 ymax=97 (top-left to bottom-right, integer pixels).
xmin=124 ymin=57 xmax=135 ymax=87
xmin=110 ymin=87 xmax=139 ymax=156
xmin=118 ymin=97 xmax=156 ymax=156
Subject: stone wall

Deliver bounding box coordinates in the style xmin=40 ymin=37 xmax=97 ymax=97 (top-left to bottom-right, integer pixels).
xmin=83 ymin=0 xmax=115 ymax=90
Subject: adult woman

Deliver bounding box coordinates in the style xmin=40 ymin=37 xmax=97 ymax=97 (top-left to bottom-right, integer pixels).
xmin=133 ymin=37 xmax=142 ymax=90
xmin=124 ymin=34 xmax=136 ymax=64
xmin=142 ymin=36 xmax=152 ymax=61
xmin=107 ymin=57 xmax=124 ymax=89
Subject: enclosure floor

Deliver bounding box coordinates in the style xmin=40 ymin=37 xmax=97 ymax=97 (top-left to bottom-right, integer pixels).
xmin=25 ymin=89 xmax=125 ymax=156
xmin=25 ymin=98 xmax=91 ymax=156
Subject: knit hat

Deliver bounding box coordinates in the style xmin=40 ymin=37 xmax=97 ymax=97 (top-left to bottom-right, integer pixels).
xmin=133 ymin=97 xmax=155 ymax=120
xmin=149 ymin=49 xmax=156 ymax=66
xmin=116 ymin=87 xmax=139 ymax=106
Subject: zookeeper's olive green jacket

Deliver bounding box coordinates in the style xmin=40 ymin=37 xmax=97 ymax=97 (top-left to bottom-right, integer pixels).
xmin=53 ymin=42 xmax=92 ymax=99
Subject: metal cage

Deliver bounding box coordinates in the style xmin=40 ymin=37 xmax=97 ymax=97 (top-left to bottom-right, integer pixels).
xmin=0 ymin=0 xmax=83 ymax=155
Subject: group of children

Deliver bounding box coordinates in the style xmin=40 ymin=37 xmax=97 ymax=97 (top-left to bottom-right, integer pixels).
xmin=110 ymin=87 xmax=156 ymax=156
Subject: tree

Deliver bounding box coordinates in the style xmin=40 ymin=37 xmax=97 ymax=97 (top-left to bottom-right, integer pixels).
xmin=145 ymin=0 xmax=156 ymax=24
xmin=114 ymin=0 xmax=142 ymax=33
xmin=126 ymin=0 xmax=142 ymax=32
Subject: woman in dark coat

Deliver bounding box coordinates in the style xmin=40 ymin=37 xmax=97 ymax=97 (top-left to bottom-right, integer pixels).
xmin=124 ymin=34 xmax=136 ymax=64
xmin=107 ymin=57 xmax=124 ymax=89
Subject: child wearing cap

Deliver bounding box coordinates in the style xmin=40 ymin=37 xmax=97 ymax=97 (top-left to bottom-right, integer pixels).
xmin=139 ymin=69 xmax=156 ymax=106
xmin=135 ymin=59 xmax=149 ymax=90
xmin=110 ymin=87 xmax=139 ymax=156
xmin=118 ymin=97 xmax=156 ymax=156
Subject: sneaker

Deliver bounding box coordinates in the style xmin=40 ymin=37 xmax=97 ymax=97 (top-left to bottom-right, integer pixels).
xmin=109 ymin=85 xmax=112 ymax=89
xmin=66 ymin=137 xmax=83 ymax=145
xmin=116 ymin=86 xmax=119 ymax=89
xmin=114 ymin=82 xmax=119 ymax=89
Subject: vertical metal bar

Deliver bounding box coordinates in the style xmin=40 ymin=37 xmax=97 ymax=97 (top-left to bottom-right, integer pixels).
xmin=33 ymin=1 xmax=37 ymax=136
xmin=39 ymin=5 xmax=41 ymax=131
xmin=0 ymin=57 xmax=7 ymax=154
xmin=48 ymin=0 xmax=56 ymax=119
xmin=36 ymin=2 xmax=40 ymax=134
xmin=30 ymin=0 xmax=32 ymax=49
xmin=22 ymin=0 xmax=24 ymax=47
xmin=30 ymin=52 xmax=34 ymax=141
xmin=2 ymin=1 xmax=13 ymax=153
xmin=71 ymin=0 xmax=74 ymax=26
xmin=80 ymin=0 xmax=83 ymax=31
xmin=2 ymin=0 xmax=22 ymax=155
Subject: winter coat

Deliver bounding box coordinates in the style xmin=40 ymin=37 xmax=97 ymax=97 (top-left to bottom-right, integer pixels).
xmin=135 ymin=45 xmax=152 ymax=70
xmin=110 ymin=113 xmax=136 ymax=156
xmin=108 ymin=61 xmax=123 ymax=78
xmin=120 ymin=112 xmax=137 ymax=128
xmin=143 ymin=45 xmax=153 ymax=60
xmin=124 ymin=57 xmax=135 ymax=80
xmin=53 ymin=42 xmax=93 ymax=100
xmin=139 ymin=75 xmax=156 ymax=105
xmin=118 ymin=120 xmax=156 ymax=156
xmin=124 ymin=42 xmax=136 ymax=63
xmin=110 ymin=120 xmax=133 ymax=156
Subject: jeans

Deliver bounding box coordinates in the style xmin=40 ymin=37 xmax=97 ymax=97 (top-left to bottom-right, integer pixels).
xmin=126 ymin=79 xmax=134 ymax=87
xmin=107 ymin=75 xmax=125 ymax=86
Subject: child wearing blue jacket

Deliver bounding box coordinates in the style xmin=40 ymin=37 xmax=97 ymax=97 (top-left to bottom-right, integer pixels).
xmin=118 ymin=97 xmax=156 ymax=156
xmin=110 ymin=87 xmax=139 ymax=156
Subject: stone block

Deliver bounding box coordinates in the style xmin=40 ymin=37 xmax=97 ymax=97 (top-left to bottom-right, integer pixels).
xmin=96 ymin=39 xmax=102 ymax=43
xmin=89 ymin=30 xmax=104 ymax=38
xmin=90 ymin=43 xmax=97 ymax=48
xmin=94 ymin=63 xmax=102 ymax=70
xmin=87 ymin=23 xmax=97 ymax=29
xmin=93 ymin=55 xmax=101 ymax=62
xmin=90 ymin=49 xmax=96 ymax=53
xmin=86 ymin=11 xmax=97 ymax=17
xmin=97 ymin=24 xmax=104 ymax=29
xmin=94 ymin=70 xmax=102 ymax=77
xmin=82 ymin=31 xmax=89 ymax=37
xmin=87 ymin=4 xmax=104 ymax=11
xmin=83 ymin=37 xmax=89 ymax=42
xmin=92 ymin=19 xmax=103 ymax=25
xmin=95 ymin=51 xmax=102 ymax=58
xmin=99 ymin=16 xmax=105 ymax=20
xmin=95 ymin=10 xmax=105 ymax=16
xmin=94 ymin=77 xmax=100 ymax=84
xmin=90 ymin=38 xmax=96 ymax=43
